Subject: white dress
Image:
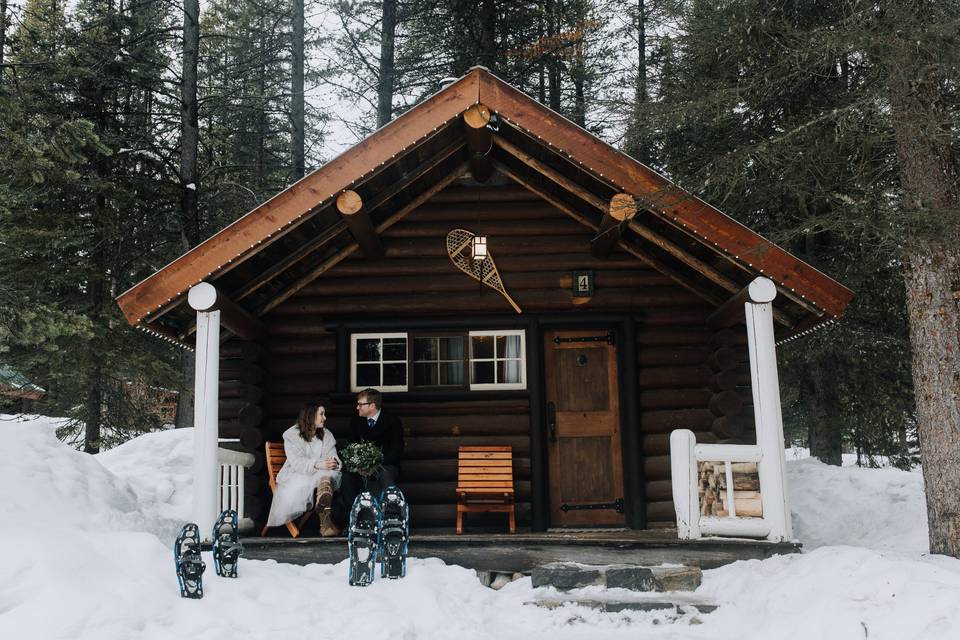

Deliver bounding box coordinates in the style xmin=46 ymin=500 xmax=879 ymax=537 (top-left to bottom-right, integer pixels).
xmin=266 ymin=427 xmax=342 ymax=527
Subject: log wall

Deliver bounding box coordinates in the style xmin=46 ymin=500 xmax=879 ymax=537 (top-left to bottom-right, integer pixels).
xmin=223 ymin=187 xmax=757 ymax=530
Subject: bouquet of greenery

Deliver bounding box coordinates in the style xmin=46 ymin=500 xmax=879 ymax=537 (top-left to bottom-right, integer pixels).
xmin=340 ymin=441 xmax=384 ymax=477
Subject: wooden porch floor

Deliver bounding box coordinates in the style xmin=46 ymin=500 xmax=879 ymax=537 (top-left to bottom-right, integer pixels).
xmin=242 ymin=529 xmax=801 ymax=572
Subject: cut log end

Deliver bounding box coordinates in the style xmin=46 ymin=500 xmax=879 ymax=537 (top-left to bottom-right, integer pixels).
xmin=609 ymin=193 xmax=637 ymax=222
xmin=336 ymin=190 xmax=363 ymax=215
xmin=463 ymin=103 xmax=492 ymax=129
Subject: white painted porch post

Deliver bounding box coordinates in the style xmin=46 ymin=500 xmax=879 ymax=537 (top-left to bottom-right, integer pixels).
xmin=188 ymin=283 xmax=221 ymax=542
xmin=744 ymin=277 xmax=793 ymax=541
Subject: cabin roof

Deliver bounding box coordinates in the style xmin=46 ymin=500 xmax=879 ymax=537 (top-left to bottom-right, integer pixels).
xmin=116 ymin=67 xmax=852 ymax=347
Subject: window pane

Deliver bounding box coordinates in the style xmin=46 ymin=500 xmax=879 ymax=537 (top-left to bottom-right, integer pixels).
xmin=413 ymin=337 xmax=437 ymax=361
xmin=356 ymin=339 xmax=381 ymax=362
xmin=440 ymin=362 xmax=464 ymax=385
xmin=414 ymin=362 xmax=438 ymax=386
xmin=383 ymin=362 xmax=407 ymax=386
xmin=497 ymin=334 xmax=521 ymax=358
xmin=439 ymin=336 xmax=464 ymax=360
xmin=472 ymin=360 xmax=495 ymax=384
xmin=471 ymin=335 xmax=494 ymax=359
xmin=498 ymin=359 xmax=522 ymax=384
xmin=383 ymin=338 xmax=407 ymax=361
xmin=356 ymin=364 xmax=379 ymax=387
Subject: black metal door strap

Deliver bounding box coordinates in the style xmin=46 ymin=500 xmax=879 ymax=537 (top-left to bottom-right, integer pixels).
xmin=553 ymin=331 xmax=615 ymax=345
xmin=560 ymin=498 xmax=624 ymax=513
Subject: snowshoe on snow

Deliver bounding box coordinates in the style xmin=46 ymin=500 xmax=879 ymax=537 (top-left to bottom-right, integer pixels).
xmin=378 ymin=486 xmax=409 ymax=579
xmin=174 ymin=523 xmax=206 ymax=598
xmin=348 ymin=492 xmax=380 ymax=586
xmin=212 ymin=509 xmax=243 ymax=578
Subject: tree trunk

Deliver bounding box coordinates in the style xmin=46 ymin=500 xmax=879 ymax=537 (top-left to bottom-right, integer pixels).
xmin=479 ymin=0 xmax=497 ymax=72
xmin=291 ymin=0 xmax=305 ymax=180
xmin=376 ymin=0 xmax=396 ymax=128
xmin=180 ymin=0 xmax=200 ymax=250
xmin=887 ymin=1 xmax=960 ymax=557
xmin=546 ymin=0 xmax=561 ymax=111
xmin=1 ymin=0 xmax=8 ymax=70
xmin=805 ymin=352 xmax=843 ymax=466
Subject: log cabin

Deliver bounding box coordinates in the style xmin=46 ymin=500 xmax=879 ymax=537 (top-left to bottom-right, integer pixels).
xmin=115 ymin=67 xmax=852 ymax=541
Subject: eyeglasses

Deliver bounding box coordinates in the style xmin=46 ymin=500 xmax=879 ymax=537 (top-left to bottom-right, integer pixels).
xmin=356 ymin=402 xmax=372 ymax=406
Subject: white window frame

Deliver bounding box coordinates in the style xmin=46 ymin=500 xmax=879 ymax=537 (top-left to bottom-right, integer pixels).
xmin=468 ymin=329 xmax=526 ymax=391
xmin=350 ymin=332 xmax=409 ymax=392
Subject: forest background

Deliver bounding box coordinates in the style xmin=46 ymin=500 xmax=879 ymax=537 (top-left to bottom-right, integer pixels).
xmin=1 ymin=0 xmax=958 ymax=547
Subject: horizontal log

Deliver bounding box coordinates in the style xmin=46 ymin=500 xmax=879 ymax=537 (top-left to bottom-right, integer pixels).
xmin=646 ymin=500 xmax=676 ymax=523
xmin=642 ymin=308 xmax=711 ymax=326
xmin=384 ymin=218 xmax=586 ymax=238
xmin=264 ymin=338 xmax=335 ymax=356
xmin=219 ymin=361 xmax=264 ymax=384
xmin=644 ymin=455 xmax=671 ymax=479
xmin=219 ymin=381 xmax=263 ymax=403
xmin=404 ymin=414 xmax=530 ymax=437
xmin=262 ymin=357 xmax=336 ymax=377
xmin=405 ymin=435 xmax=530 ymax=459
xmin=410 ymin=502 xmax=531 ymax=528
xmin=331 ymin=252 xmax=651 ymax=275
xmin=382 ymin=235 xmax=595 ymax=258
xmin=299 ymin=270 xmax=665 ymax=297
xmin=220 ymin=341 xmax=263 ymax=361
xmin=403 ymin=457 xmax=532 ymax=482
xmin=711 ymin=329 xmax=742 ymax=348
xmin=219 ymin=403 xmax=264 ymax=427
xmin=708 ymin=369 xmax=740 ymax=393
xmin=273 ymin=288 xmax=693 ymax=316
xmin=638 ymin=365 xmax=712 ymax=390
xmin=640 ymin=388 xmax=713 ymax=411
xmin=428 ymin=185 xmax=542 ymax=203
xmin=263 ymin=378 xmax=338 ymax=397
xmin=265 ymin=322 xmax=333 ymax=338
xmin=639 ymin=348 xmax=711 ymax=367
xmin=409 ymin=200 xmax=560 ymax=220
xmin=239 ymin=425 xmax=265 ymax=451
xmin=706 ymin=348 xmax=740 ymax=371
xmin=219 ymin=418 xmax=244 ymax=439
xmin=403 ymin=480 xmax=531 ymax=504
xmin=645 ymin=479 xmax=673 ymax=502
xmin=642 ymin=431 xmax=717 ymax=456
xmin=243 ymin=469 xmax=267 ymax=495
xmin=709 ymin=390 xmax=744 ymax=417
xmin=641 ymin=408 xmax=715 ymax=433
xmin=712 ymin=414 xmax=756 ymax=440
xmin=637 ymin=328 xmax=713 ymax=346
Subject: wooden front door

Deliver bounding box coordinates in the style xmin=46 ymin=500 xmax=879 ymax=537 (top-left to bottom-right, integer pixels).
xmin=544 ymin=329 xmax=625 ymax=527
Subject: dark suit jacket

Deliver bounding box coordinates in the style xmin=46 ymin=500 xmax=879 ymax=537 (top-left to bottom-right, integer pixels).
xmin=349 ymin=409 xmax=404 ymax=467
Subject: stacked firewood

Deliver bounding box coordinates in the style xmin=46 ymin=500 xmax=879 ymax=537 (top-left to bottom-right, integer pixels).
xmin=697 ymin=461 xmax=763 ymax=518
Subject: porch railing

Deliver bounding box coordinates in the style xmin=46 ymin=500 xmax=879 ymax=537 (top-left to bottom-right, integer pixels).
xmin=670 ymin=429 xmax=784 ymax=541
xmin=217 ymin=447 xmax=255 ymax=531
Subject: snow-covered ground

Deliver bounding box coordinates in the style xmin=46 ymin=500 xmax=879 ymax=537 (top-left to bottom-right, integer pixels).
xmin=1 ymin=414 xmax=956 ymax=639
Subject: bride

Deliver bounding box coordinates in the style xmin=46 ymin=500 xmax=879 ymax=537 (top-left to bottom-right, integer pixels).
xmin=265 ymin=401 xmax=342 ymax=537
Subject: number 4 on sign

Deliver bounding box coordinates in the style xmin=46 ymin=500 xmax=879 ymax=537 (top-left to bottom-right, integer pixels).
xmin=572 ymin=270 xmax=593 ymax=298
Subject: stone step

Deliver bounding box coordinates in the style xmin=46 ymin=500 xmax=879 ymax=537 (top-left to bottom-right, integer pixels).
xmin=526 ymin=597 xmax=717 ymax=616
xmin=531 ymin=562 xmax=702 ymax=592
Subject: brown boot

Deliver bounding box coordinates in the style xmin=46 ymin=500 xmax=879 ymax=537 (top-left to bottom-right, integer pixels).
xmin=315 ymin=478 xmax=339 ymax=537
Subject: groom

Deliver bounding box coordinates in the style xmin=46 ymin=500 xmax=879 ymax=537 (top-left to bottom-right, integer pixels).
xmin=336 ymin=388 xmax=404 ymax=527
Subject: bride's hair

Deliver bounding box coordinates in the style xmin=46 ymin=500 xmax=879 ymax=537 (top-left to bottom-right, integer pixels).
xmin=296 ymin=400 xmax=327 ymax=442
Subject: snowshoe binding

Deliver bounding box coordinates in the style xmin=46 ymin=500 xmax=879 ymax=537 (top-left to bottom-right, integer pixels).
xmin=379 ymin=486 xmax=409 ymax=579
xmin=348 ymin=492 xmax=381 ymax=586
xmin=174 ymin=523 xmax=206 ymax=599
xmin=212 ymin=509 xmax=243 ymax=578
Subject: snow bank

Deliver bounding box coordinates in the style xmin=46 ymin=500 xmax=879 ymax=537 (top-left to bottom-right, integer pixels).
xmin=2 ymin=416 xmax=957 ymax=640
xmin=787 ymin=457 xmax=928 ymax=553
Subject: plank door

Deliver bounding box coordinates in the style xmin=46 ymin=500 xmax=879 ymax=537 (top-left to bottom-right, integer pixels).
xmin=544 ymin=329 xmax=625 ymax=527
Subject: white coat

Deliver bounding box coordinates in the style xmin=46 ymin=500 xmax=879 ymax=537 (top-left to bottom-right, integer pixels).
xmin=266 ymin=426 xmax=342 ymax=527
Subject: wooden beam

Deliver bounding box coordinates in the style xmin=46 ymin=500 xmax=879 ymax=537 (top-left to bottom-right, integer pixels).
xmin=116 ymin=70 xmax=481 ymax=327
xmin=337 ymin=190 xmax=384 ymax=259
xmin=591 ymin=193 xmax=636 ymax=259
xmin=707 ymin=284 xmax=754 ymax=329
xmin=479 ymin=71 xmax=853 ymax=318
xmin=493 ymin=161 xmax=725 ymax=309
xmin=230 ymin=137 xmax=465 ymax=305
xmin=463 ymin=103 xmax=493 ymax=182
xmin=180 ymin=284 xmax=264 ymax=340
xmin=259 ymin=163 xmax=469 ymax=315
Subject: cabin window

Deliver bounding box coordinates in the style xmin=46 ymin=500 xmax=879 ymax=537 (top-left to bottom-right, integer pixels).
xmin=468 ymin=330 xmax=526 ymax=390
xmin=349 ymin=329 xmax=526 ymax=392
xmin=412 ymin=335 xmax=466 ymax=388
xmin=351 ymin=333 xmax=408 ymax=392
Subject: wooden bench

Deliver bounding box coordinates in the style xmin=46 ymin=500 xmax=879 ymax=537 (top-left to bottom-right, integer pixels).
xmin=456 ymin=445 xmax=516 ymax=534
xmin=260 ymin=442 xmax=312 ymax=538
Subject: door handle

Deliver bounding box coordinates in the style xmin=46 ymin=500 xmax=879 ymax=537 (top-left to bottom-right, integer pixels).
xmin=547 ymin=402 xmax=557 ymax=442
